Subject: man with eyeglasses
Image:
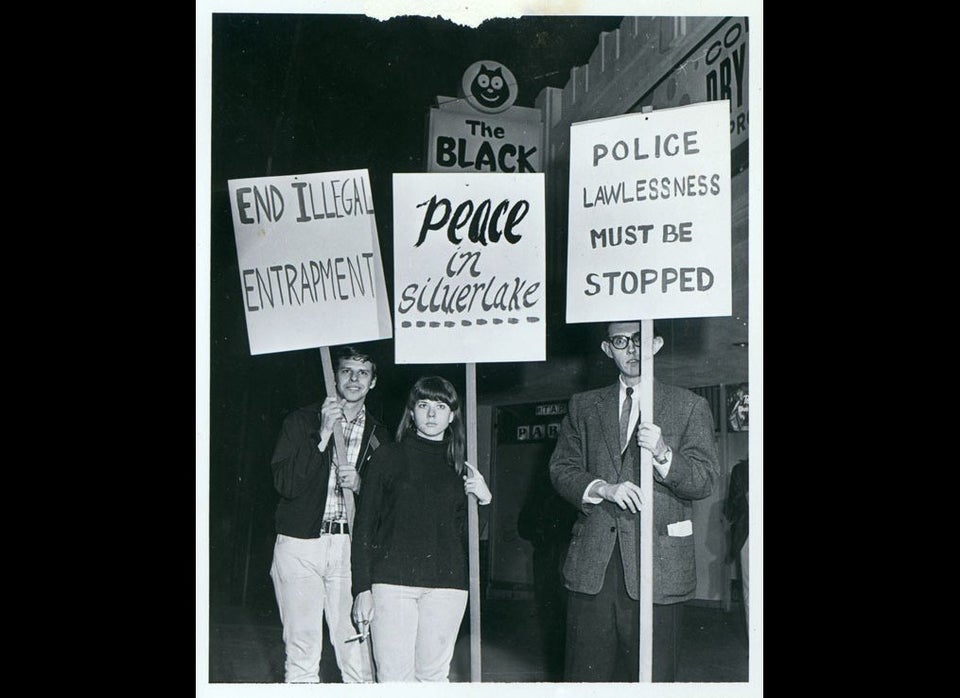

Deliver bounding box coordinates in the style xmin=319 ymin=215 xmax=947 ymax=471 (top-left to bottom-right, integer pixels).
xmin=549 ymin=321 xmax=719 ymax=682
xmin=268 ymin=346 xmax=391 ymax=683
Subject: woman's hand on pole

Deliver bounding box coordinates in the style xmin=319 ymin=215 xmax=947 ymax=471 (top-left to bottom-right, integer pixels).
xmin=463 ymin=461 xmax=492 ymax=505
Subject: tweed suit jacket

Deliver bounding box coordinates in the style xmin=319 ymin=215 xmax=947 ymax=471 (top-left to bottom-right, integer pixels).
xmin=549 ymin=378 xmax=719 ymax=604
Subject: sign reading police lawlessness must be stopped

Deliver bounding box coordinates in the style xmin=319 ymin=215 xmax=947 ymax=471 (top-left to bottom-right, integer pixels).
xmin=566 ymin=101 xmax=732 ymax=322
xmin=393 ymin=172 xmax=545 ymax=363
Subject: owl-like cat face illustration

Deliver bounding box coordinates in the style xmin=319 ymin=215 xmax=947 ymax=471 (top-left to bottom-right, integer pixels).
xmin=470 ymin=65 xmax=509 ymax=109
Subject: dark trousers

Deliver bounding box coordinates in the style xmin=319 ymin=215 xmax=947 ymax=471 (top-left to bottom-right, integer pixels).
xmin=564 ymin=540 xmax=683 ymax=682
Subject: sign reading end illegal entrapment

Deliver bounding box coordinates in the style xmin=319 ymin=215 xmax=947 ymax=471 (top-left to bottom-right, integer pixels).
xmin=227 ymin=169 xmax=393 ymax=356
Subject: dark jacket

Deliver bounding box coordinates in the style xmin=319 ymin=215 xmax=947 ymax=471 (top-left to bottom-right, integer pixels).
xmin=724 ymin=459 xmax=748 ymax=562
xmin=270 ymin=402 xmax=390 ymax=539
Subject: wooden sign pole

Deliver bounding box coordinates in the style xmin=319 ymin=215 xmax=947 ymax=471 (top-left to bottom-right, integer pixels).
xmin=318 ymin=347 xmax=355 ymax=527
xmin=638 ymin=318 xmax=654 ymax=682
xmin=465 ymin=362 xmax=482 ymax=682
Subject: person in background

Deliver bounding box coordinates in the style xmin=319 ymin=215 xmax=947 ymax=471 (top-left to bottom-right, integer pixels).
xmin=518 ymin=461 xmax=577 ymax=679
xmin=549 ymin=321 xmax=720 ymax=682
xmin=351 ymin=376 xmax=492 ymax=682
xmin=724 ymin=458 xmax=749 ymax=636
xmin=268 ymin=346 xmax=390 ymax=683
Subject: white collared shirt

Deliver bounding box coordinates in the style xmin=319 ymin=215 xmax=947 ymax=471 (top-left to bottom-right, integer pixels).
xmin=582 ymin=375 xmax=672 ymax=504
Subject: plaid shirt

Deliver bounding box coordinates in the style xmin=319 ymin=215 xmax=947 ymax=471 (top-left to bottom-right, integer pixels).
xmin=321 ymin=408 xmax=365 ymax=523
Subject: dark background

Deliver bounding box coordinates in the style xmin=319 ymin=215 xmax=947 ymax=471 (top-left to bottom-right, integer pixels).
xmin=208 ymin=12 xmax=627 ymax=614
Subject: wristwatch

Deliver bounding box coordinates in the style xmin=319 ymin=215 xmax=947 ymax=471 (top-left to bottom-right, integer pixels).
xmin=654 ymin=446 xmax=671 ymax=465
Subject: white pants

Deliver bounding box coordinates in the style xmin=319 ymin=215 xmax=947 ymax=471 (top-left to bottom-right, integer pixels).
xmin=371 ymin=583 xmax=468 ymax=682
xmin=270 ymin=533 xmax=373 ymax=683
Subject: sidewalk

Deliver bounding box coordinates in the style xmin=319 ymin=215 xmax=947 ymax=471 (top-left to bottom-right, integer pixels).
xmin=207 ymin=598 xmax=747 ymax=683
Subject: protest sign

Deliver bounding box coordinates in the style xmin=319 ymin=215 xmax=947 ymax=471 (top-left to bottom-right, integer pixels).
xmin=566 ymin=101 xmax=732 ymax=323
xmin=392 ymin=172 xmax=545 ymax=363
xmin=227 ymin=169 xmax=392 ymax=355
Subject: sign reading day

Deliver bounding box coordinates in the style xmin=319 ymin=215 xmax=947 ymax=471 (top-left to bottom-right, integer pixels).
xmin=566 ymin=101 xmax=732 ymax=323
xmin=227 ymin=169 xmax=392 ymax=355
xmin=646 ymin=19 xmax=749 ymax=152
xmin=392 ymin=172 xmax=545 ymax=363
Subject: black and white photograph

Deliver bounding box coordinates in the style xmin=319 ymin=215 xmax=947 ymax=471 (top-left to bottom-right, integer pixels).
xmin=197 ymin=1 xmax=761 ymax=695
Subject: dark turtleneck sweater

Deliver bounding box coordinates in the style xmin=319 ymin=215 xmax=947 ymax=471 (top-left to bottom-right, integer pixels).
xmin=352 ymin=433 xmax=468 ymax=596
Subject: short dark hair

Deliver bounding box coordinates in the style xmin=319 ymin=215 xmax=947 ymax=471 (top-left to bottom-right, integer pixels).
xmin=334 ymin=345 xmax=377 ymax=379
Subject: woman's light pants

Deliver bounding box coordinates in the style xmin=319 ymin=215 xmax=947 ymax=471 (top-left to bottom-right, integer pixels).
xmin=370 ymin=583 xmax=468 ymax=682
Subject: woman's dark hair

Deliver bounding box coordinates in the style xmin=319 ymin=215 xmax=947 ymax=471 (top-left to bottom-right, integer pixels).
xmin=396 ymin=376 xmax=466 ymax=475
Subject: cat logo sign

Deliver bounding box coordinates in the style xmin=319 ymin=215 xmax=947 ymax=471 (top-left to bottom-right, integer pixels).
xmin=460 ymin=61 xmax=517 ymax=114
xmin=428 ymin=60 xmax=542 ymax=173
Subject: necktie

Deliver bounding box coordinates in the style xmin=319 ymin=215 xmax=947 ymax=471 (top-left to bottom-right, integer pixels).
xmin=620 ymin=386 xmax=633 ymax=453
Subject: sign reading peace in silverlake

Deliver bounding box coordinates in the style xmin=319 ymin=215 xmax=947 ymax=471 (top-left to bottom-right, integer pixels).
xmin=392 ymin=172 xmax=546 ymax=364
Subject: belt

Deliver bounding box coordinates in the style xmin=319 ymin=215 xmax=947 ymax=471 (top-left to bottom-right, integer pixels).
xmin=320 ymin=520 xmax=350 ymax=535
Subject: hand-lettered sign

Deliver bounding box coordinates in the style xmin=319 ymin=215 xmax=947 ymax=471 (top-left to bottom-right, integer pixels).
xmin=392 ymin=172 xmax=545 ymax=364
xmin=227 ymin=169 xmax=392 ymax=355
xmin=566 ymin=101 xmax=732 ymax=322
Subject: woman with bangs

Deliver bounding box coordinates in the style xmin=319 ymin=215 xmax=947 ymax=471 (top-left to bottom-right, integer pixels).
xmin=350 ymin=375 xmax=492 ymax=682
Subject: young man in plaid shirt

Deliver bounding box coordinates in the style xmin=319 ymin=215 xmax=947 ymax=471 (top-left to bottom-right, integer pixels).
xmin=269 ymin=346 xmax=391 ymax=683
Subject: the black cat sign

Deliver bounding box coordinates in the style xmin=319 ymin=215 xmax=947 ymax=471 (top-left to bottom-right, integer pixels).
xmin=460 ymin=61 xmax=517 ymax=113
xmin=428 ymin=60 xmax=542 ymax=174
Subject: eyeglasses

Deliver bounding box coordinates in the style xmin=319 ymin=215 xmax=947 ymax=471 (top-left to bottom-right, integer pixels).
xmin=607 ymin=333 xmax=641 ymax=350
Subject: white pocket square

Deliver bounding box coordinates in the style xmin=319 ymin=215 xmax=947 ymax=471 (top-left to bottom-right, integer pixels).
xmin=667 ymin=520 xmax=693 ymax=537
